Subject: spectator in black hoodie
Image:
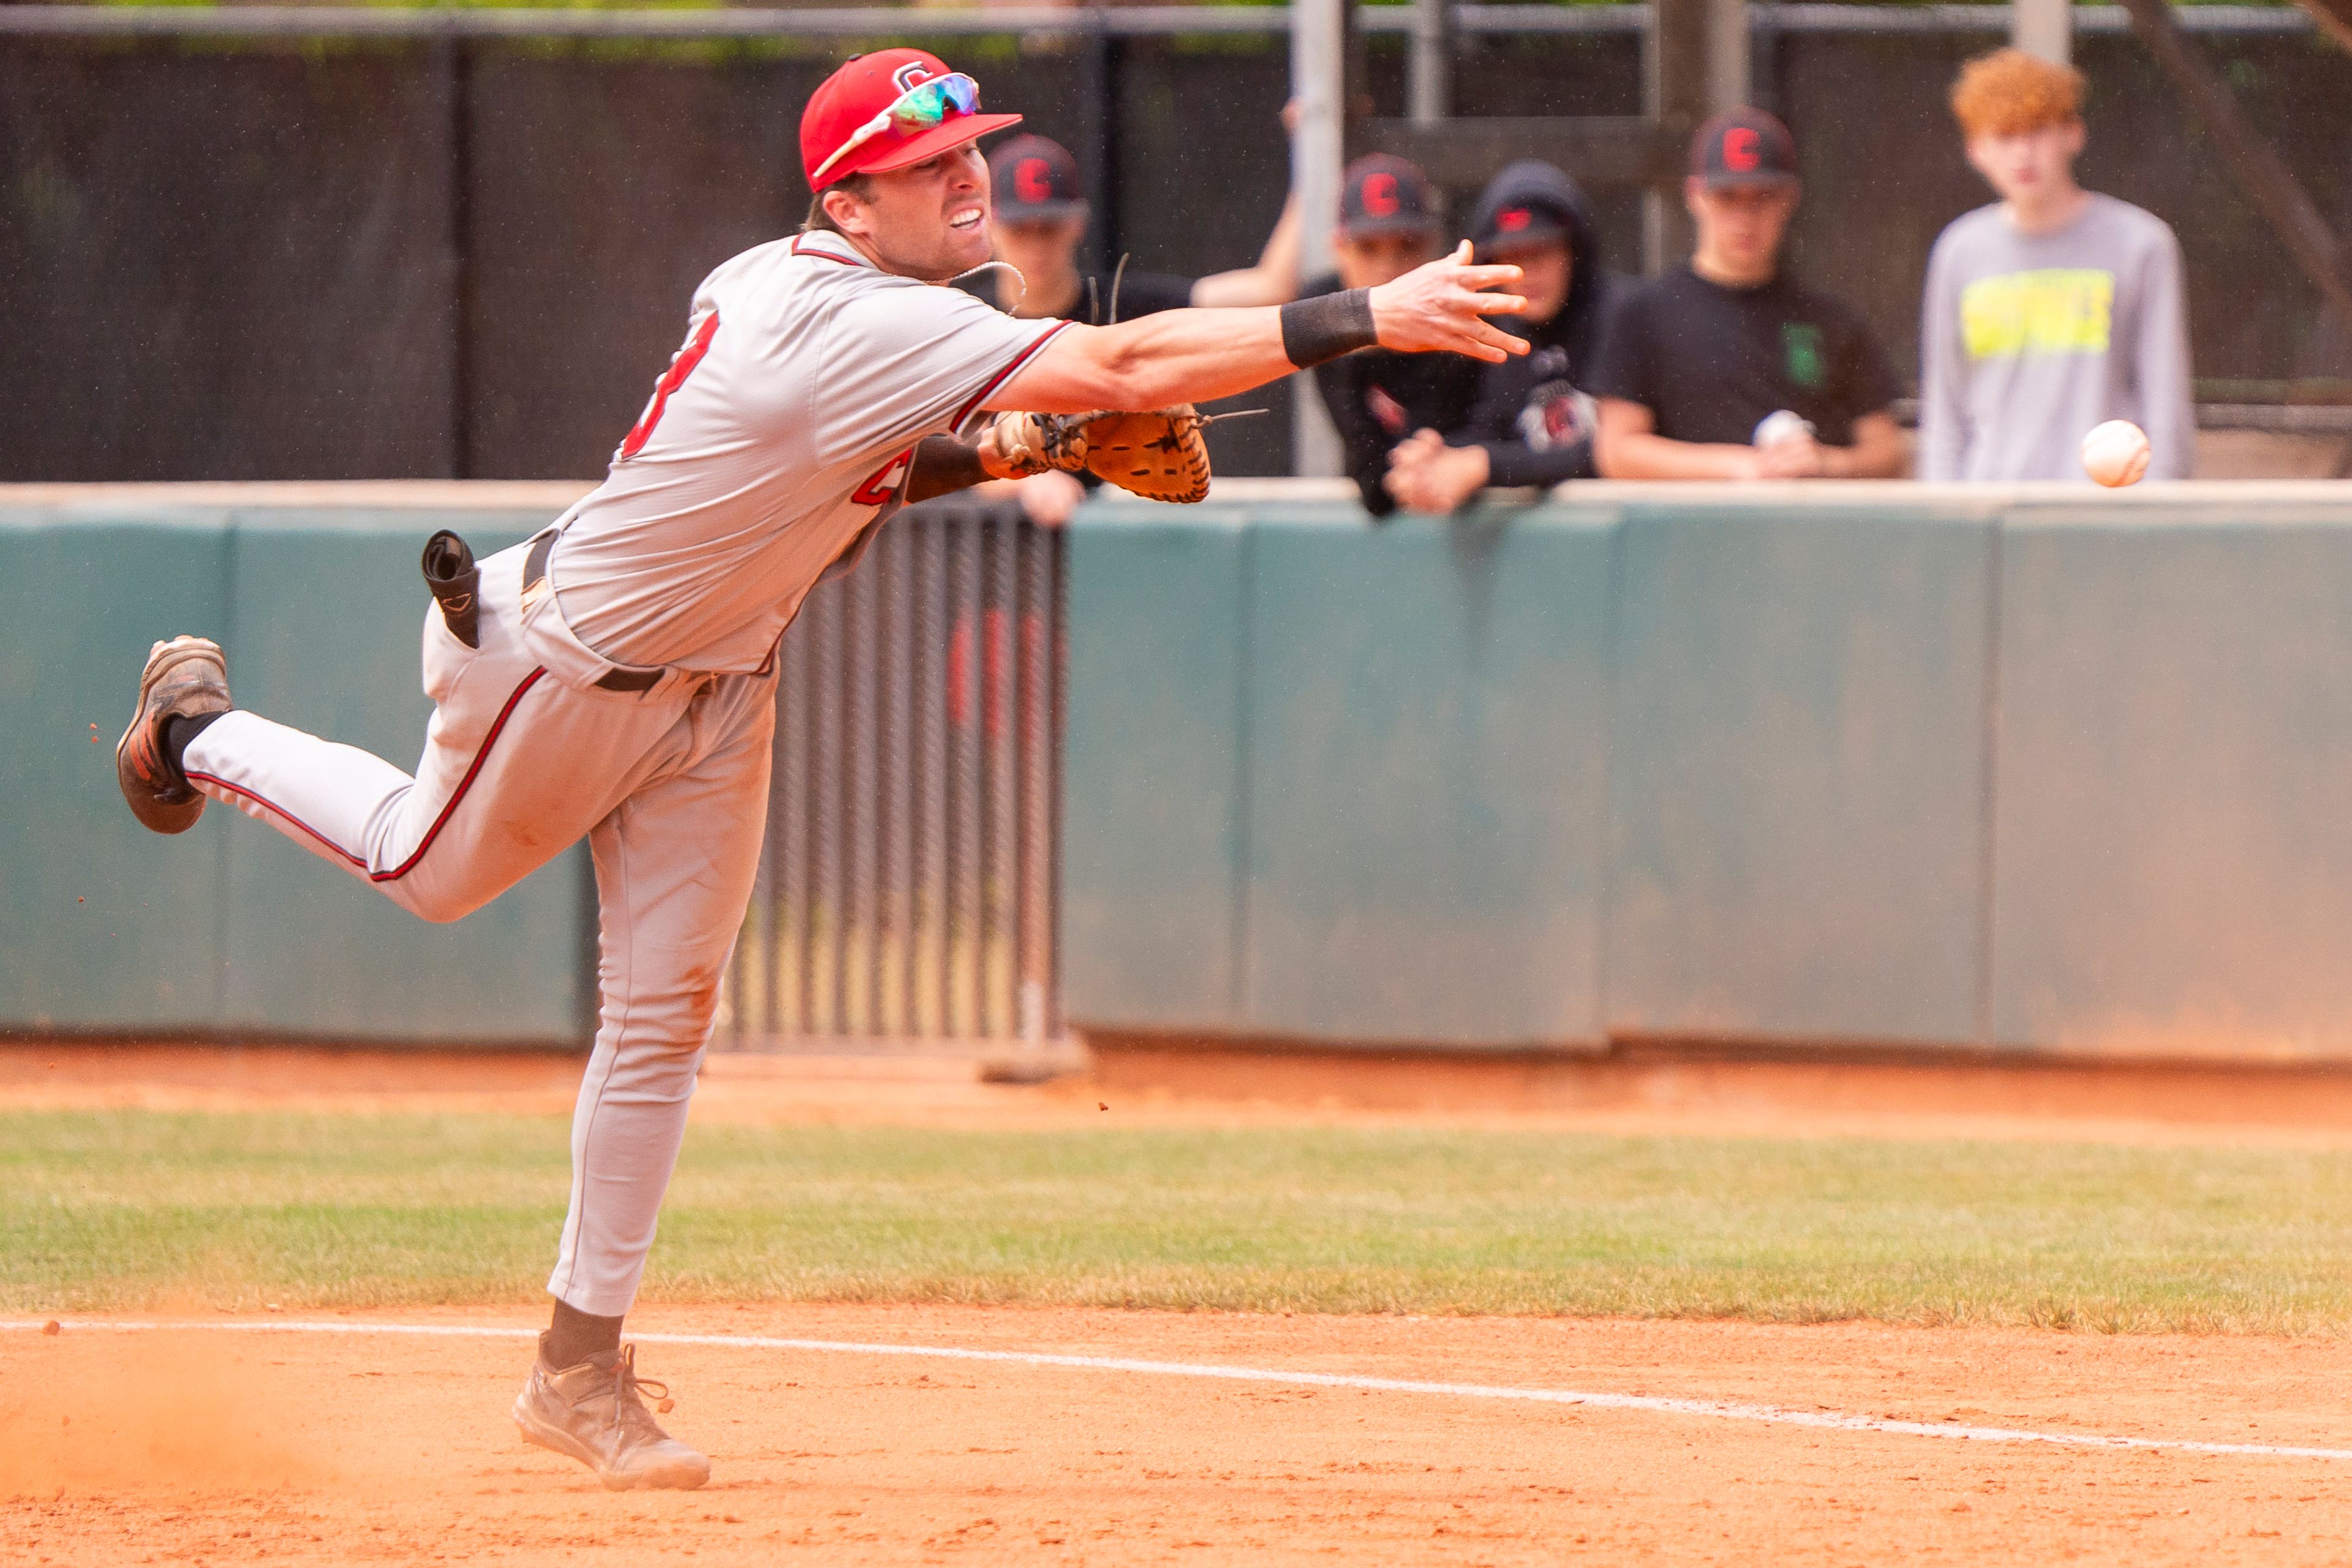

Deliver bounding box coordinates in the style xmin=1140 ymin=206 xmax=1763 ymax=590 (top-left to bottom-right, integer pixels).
xmin=1305 ymin=156 xmax=1482 ymax=517
xmin=1385 ymin=160 xmax=1616 ymax=513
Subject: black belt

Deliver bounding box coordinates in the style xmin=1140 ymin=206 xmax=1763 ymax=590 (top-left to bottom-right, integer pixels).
xmin=523 ymin=532 xmax=663 ymax=693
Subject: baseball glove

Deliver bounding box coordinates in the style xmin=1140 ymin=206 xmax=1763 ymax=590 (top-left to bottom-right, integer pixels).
xmin=987 ymin=411 xmax=1092 ymax=478
xmin=986 ymin=407 xmax=1214 ymax=505
xmin=1077 ymin=407 xmax=1213 ymax=504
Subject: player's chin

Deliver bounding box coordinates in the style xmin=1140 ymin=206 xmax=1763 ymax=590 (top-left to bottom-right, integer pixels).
xmin=943 ymin=212 xmax=992 ymax=268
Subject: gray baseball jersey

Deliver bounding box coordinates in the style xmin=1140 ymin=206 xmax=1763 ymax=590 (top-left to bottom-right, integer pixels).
xmin=549 ymin=227 xmax=1072 ymax=672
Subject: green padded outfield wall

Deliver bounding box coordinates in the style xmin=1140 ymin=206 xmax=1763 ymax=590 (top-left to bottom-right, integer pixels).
xmin=1241 ymin=500 xmax=1615 ymax=1047
xmin=1063 ymin=482 xmax=2352 ymax=1058
xmin=0 ymin=500 xmax=236 ymax=1031
xmin=1990 ymin=495 xmax=2352 ymax=1060
xmin=0 ymin=487 xmax=590 ymax=1044
xmin=1605 ymin=494 xmax=1997 ymax=1046
xmin=1060 ymin=507 xmax=1252 ymax=1032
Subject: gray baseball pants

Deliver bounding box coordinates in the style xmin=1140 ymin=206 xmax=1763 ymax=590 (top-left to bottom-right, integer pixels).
xmin=181 ymin=538 xmax=775 ymax=1316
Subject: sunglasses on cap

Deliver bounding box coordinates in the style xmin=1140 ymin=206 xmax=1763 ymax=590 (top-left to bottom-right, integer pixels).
xmin=811 ymin=72 xmax=982 ymax=186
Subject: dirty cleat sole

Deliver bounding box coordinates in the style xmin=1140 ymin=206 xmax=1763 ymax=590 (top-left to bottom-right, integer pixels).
xmin=510 ymin=1340 xmax=710 ymax=1491
xmin=512 ymin=1393 xmax=710 ymax=1491
xmin=115 ymin=635 xmax=232 ymax=835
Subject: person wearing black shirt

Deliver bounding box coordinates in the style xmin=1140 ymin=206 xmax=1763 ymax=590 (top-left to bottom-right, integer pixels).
xmin=1590 ymin=108 xmax=1906 ymax=481
xmin=962 ymin=131 xmax=1302 ymax=522
xmin=1386 ymin=160 xmax=1618 ymax=513
xmin=1304 ymin=154 xmax=1482 ymax=517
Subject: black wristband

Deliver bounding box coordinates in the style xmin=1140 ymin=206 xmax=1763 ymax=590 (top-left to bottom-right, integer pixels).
xmin=1280 ymin=288 xmax=1378 ymax=369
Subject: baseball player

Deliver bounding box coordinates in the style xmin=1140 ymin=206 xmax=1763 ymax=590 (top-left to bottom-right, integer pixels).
xmin=111 ymin=48 xmax=1527 ymax=1490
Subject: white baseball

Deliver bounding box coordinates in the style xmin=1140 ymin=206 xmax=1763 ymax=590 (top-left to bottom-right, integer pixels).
xmin=1753 ymin=409 xmax=1815 ymax=449
xmin=2080 ymin=420 xmax=2150 ymax=488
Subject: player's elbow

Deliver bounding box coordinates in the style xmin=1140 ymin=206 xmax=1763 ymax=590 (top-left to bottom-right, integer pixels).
xmin=1000 ymin=329 xmax=1139 ymax=414
xmin=1088 ymin=333 xmax=1167 ymax=405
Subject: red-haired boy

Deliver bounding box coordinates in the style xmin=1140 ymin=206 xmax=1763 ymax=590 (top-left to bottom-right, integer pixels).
xmin=1918 ymin=49 xmax=2194 ymax=481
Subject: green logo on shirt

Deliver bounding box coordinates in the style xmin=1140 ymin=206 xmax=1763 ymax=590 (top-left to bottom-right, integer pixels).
xmin=1782 ymin=323 xmax=1826 ymax=388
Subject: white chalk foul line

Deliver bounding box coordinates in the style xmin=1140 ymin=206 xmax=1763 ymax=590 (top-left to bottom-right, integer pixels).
xmin=7 ymin=1317 xmax=2348 ymax=1463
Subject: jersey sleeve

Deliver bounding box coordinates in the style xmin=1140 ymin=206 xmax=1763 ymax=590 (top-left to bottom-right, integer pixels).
xmin=815 ymin=280 xmax=1072 ymax=461
xmin=1915 ymin=227 xmax=1970 ymax=483
xmin=2133 ymin=221 xmax=2198 ymax=481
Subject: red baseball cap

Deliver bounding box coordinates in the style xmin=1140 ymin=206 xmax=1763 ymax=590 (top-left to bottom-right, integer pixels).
xmin=801 ymin=49 xmax=1022 ymax=190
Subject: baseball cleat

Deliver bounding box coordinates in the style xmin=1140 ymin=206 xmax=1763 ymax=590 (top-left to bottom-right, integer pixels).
xmin=115 ymin=635 xmax=232 ymax=835
xmin=512 ymin=1338 xmax=710 ymax=1491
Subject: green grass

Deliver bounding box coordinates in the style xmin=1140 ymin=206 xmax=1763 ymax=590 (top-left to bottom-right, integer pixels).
xmin=6 ymin=1109 xmax=2352 ymax=1333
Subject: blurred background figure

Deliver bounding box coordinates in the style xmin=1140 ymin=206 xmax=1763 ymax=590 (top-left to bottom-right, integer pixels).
xmin=966 ymin=130 xmax=1303 ymax=524
xmin=1591 ymin=109 xmax=1905 ymax=481
xmin=1918 ymin=49 xmax=2195 ymax=483
xmin=1385 ymin=160 xmax=1617 ymax=513
xmin=1303 ymin=154 xmax=1480 ymax=518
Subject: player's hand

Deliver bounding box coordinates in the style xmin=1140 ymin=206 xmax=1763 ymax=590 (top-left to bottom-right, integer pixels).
xmin=1755 ymin=429 xmax=1827 ymax=479
xmin=1368 ymin=243 xmax=1529 ymax=363
xmin=1384 ymin=429 xmax=1491 ymax=513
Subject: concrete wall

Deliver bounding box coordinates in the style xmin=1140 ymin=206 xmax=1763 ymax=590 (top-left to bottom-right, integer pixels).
xmin=1063 ymin=481 xmax=2352 ymax=1060
xmin=0 ymin=484 xmax=593 ymax=1044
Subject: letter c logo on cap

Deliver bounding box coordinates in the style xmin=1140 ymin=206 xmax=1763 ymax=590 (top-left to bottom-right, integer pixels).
xmin=1016 ymin=158 xmax=1052 ymax=203
xmin=892 ymin=61 xmax=933 ymax=92
xmin=1724 ymin=127 xmax=1760 ymax=172
xmin=1363 ymin=172 xmax=1399 ymax=217
xmin=1498 ymin=207 xmax=1531 ymax=232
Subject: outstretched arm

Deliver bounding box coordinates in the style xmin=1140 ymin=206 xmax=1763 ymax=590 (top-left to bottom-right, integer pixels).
xmin=989 ymin=243 xmax=1528 ymax=415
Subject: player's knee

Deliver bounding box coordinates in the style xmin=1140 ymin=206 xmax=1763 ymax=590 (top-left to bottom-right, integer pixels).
xmin=394 ymin=881 xmax=487 ymax=925
xmin=601 ymin=965 xmax=727 ymax=1048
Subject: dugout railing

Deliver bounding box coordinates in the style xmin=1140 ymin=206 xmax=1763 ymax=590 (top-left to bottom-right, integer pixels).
xmin=715 ymin=497 xmax=1066 ymax=1056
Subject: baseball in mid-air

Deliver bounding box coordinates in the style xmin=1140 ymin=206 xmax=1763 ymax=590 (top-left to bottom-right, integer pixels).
xmin=2080 ymin=420 xmax=2151 ymax=488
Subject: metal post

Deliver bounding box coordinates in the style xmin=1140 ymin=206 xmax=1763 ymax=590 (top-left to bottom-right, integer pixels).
xmin=1079 ymin=19 xmax=1121 ymax=279
xmin=433 ymin=37 xmax=473 ymax=480
xmin=1408 ymin=0 xmax=1450 ymax=124
xmin=1644 ymin=0 xmax=1708 ymax=272
xmin=1707 ymin=0 xmax=1751 ymax=113
xmin=1291 ymin=0 xmax=1347 ymax=475
xmin=2014 ymin=0 xmax=2073 ymax=64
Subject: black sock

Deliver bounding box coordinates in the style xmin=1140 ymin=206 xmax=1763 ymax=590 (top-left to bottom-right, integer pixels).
xmin=162 ymin=711 xmax=225 ymax=782
xmin=544 ymin=1298 xmax=624 ymax=1368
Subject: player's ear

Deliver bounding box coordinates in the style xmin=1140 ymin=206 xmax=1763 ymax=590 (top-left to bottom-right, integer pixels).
xmin=821 ymin=184 xmax=869 ymax=237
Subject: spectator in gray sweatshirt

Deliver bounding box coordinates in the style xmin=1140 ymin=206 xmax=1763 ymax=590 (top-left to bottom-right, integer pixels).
xmin=1918 ymin=49 xmax=2195 ymax=482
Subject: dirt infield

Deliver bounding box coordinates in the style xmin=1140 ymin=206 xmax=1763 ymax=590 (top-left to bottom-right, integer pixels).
xmin=13 ymin=1038 xmax=2352 ymax=1143
xmin=12 ymin=1041 xmax=2352 ymax=1561
xmin=6 ymin=1305 xmax=2351 ymax=1565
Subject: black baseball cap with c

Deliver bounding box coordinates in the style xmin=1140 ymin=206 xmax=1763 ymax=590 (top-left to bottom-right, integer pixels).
xmin=989 ymin=134 xmax=1088 ymax=222
xmin=1338 ymin=154 xmax=1441 ymax=239
xmin=1691 ymin=107 xmax=1799 ymax=189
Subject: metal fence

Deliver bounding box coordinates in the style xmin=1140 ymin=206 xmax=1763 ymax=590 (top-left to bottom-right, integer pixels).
xmin=716 ymin=497 xmax=1063 ymax=1050
xmin=0 ymin=6 xmax=2322 ymax=40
